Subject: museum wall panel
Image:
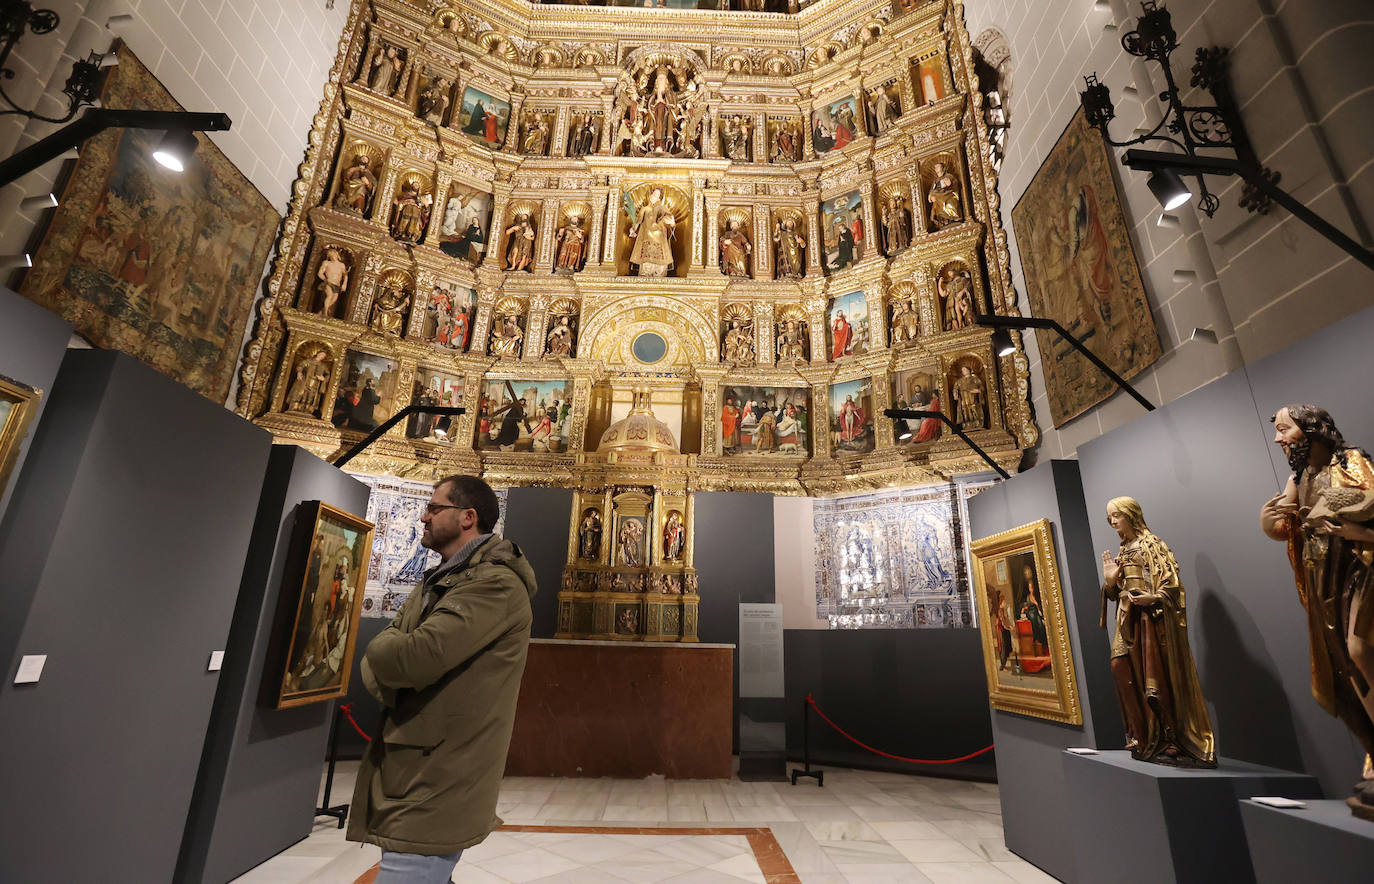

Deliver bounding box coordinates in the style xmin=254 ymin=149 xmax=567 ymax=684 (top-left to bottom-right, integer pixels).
xmin=0 ymin=285 xmax=71 ymax=520
xmin=177 ymin=445 xmax=370 ymax=884
xmin=1076 ymin=302 xmax=1374 ymax=800
xmin=963 ymin=0 xmax=1374 ymax=460
xmin=505 ymin=485 xmax=577 ymax=639
xmin=0 ymin=350 xmax=272 ymax=884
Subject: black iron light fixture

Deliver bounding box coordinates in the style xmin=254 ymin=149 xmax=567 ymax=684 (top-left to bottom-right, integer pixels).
xmin=1079 ymin=1 xmax=1373 ymax=272
xmin=881 ymin=408 xmax=1011 ymax=480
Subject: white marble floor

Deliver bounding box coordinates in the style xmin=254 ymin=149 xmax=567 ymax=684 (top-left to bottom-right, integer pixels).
xmin=231 ymin=762 xmax=1060 ymax=884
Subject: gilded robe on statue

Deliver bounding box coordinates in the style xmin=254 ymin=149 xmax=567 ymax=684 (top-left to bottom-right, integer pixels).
xmin=1102 ymin=499 xmax=1215 ymax=767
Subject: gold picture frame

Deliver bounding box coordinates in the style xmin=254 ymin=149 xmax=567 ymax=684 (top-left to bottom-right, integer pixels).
xmin=969 ymin=519 xmax=1082 ymax=724
xmin=0 ymin=374 xmax=43 ymax=495
xmin=276 ymin=501 xmax=375 ymax=709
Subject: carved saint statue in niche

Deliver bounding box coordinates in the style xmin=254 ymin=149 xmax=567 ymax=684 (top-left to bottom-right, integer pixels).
xmin=1260 ymin=405 xmax=1374 ymax=818
xmin=618 ymin=517 xmax=644 ymax=566
xmin=719 ymin=218 xmax=751 ymax=277
xmin=568 ymin=114 xmax=599 ymax=157
xmin=503 ymin=213 xmax=536 ymax=271
xmin=664 ymin=511 xmax=685 ymax=561
xmin=554 ymin=216 xmax=587 ymax=272
xmin=773 ymin=217 xmax=806 ymax=279
xmin=770 ymin=119 xmax=800 ymax=163
xmin=867 ymin=83 xmax=900 ymax=134
xmin=776 ymin=320 xmax=808 ymax=362
xmin=370 ymin=284 xmax=410 ymax=336
xmin=939 ymin=266 xmax=976 ymax=330
xmin=722 ymin=114 xmax=752 ymax=161
xmin=546 ymin=313 xmax=576 ymax=358
xmin=1101 ymin=497 xmax=1216 ymax=768
xmin=367 ymin=44 xmax=403 ymax=96
xmin=578 ymin=509 xmax=602 ymax=560
xmin=722 ymin=318 xmax=755 ymax=365
xmin=390 ymin=180 xmax=429 ymax=244
xmin=626 ymin=187 xmax=676 ymax=277
xmin=882 ymin=194 xmax=912 ymax=255
xmin=333 ymin=155 xmax=376 ymax=216
xmin=284 ymin=348 xmax=331 ymax=417
xmin=889 ymin=298 xmax=921 ymax=344
xmin=313 ymin=247 xmax=349 ymax=317
xmin=952 ymin=363 xmax=986 ymax=430
xmin=489 ymin=314 xmax=524 ymax=359
xmin=520 ymin=114 xmax=550 ymax=155
xmin=928 ymin=161 xmax=964 ymax=229
xmin=417 ymin=74 xmax=450 ymax=124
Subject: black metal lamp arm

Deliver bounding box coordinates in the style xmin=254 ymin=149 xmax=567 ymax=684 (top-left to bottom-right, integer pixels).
xmin=883 ymin=408 xmax=1011 ymax=480
xmin=332 ymin=406 xmax=466 ymax=468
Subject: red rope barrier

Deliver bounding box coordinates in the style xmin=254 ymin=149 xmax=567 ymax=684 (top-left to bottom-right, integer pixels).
xmin=804 ymin=693 xmax=993 ymax=765
xmin=339 ymin=702 xmax=373 ymax=742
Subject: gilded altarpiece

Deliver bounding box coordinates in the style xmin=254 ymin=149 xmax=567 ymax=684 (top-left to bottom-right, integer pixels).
xmin=237 ymin=0 xmax=1037 ymax=640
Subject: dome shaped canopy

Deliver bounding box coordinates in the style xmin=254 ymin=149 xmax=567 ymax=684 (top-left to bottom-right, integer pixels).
xmin=597 ymin=387 xmax=678 ymax=454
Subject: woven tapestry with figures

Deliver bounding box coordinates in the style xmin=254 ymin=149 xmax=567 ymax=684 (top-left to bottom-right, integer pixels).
xmin=20 ymin=41 xmax=280 ymax=402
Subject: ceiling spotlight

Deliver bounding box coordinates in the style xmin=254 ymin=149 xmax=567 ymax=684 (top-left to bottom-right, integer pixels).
xmin=1 ymin=253 xmax=34 ymax=269
xmin=1147 ymin=168 xmax=1192 ymax=211
xmin=991 ymin=327 xmax=1016 ymax=357
xmin=20 ymin=193 xmax=59 ymax=211
xmin=898 ymin=431 xmax=913 ymax=441
xmin=152 ymin=129 xmax=199 ymax=172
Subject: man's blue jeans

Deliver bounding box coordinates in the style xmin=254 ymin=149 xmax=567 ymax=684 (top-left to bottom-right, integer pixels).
xmin=374 ymin=849 xmax=463 ymax=884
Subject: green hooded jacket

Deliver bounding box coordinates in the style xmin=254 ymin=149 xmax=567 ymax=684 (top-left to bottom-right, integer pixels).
xmin=346 ymin=535 xmax=537 ymax=855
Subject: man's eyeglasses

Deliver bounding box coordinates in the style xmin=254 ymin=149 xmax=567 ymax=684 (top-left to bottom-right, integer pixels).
xmin=424 ymin=503 xmax=471 ymax=516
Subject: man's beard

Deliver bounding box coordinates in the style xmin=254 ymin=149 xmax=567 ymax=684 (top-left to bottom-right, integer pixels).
xmin=1284 ymin=436 xmax=1311 ymax=475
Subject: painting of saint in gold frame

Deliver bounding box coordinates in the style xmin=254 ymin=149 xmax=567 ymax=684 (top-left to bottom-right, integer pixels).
xmin=969 ymin=519 xmax=1081 ymax=724
xmin=276 ymin=501 xmax=375 ymax=709
xmin=0 ymin=374 xmax=43 ymax=496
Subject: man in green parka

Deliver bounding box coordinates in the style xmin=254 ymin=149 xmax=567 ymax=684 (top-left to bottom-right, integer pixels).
xmin=347 ymin=475 xmax=536 ymax=883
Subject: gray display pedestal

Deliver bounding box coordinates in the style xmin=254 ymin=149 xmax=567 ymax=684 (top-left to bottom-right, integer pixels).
xmin=1063 ymin=750 xmax=1321 ymax=884
xmin=1240 ymin=799 xmax=1374 ymax=883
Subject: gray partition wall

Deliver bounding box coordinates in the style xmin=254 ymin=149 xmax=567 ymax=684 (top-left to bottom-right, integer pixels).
xmin=1075 ymin=304 xmax=1374 ymax=799
xmin=0 ymin=285 xmax=71 ymax=518
xmin=965 ymin=459 xmax=1123 ymax=882
xmin=0 ymin=350 xmax=273 ymax=884
xmin=177 ymin=446 xmax=371 ymax=884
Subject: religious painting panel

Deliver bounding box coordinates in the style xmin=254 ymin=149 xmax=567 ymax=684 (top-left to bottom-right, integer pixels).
xmin=970 ymin=519 xmax=1081 ymax=724
xmin=891 ymin=366 xmax=941 ymax=446
xmin=912 ymin=51 xmax=949 ymax=107
xmin=821 ymin=190 xmax=865 ymax=273
xmin=811 ymin=95 xmax=862 ymax=154
xmin=1011 ymin=107 xmax=1161 ymax=427
xmin=456 ymin=86 xmax=511 ymax=148
xmin=406 ymin=366 xmax=464 ymax=444
xmin=332 ymin=350 xmax=401 ymax=432
xmin=421 ymin=282 xmax=476 ymax=351
xmin=436 ymin=185 xmax=492 ymax=265
xmin=829 ymin=377 xmax=874 ymax=457
xmin=275 ymin=501 xmax=374 ymax=708
xmin=355 ymin=473 xmax=506 ymax=619
xmin=814 ymin=485 xmax=975 ymax=628
xmin=0 ymin=374 xmax=42 ymax=497
xmin=281 ymin=341 xmax=334 ymax=419
xmin=720 ymin=385 xmax=811 ymax=457
xmin=827 ymin=290 xmax=870 ymax=360
xmin=767 ymin=116 xmax=803 ymax=164
xmin=18 ymin=43 xmax=280 ymax=403
xmin=476 ymin=377 xmax=574 ymax=452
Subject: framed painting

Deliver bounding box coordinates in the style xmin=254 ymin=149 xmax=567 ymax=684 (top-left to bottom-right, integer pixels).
xmin=1011 ymin=107 xmax=1161 ymax=427
xmin=476 ymin=377 xmax=574 ymax=452
xmin=969 ymin=519 xmax=1082 ymax=724
xmin=276 ymin=501 xmax=375 ymax=709
xmin=829 ymin=377 xmax=874 ymax=456
xmin=0 ymin=374 xmax=43 ymax=496
xmin=827 ymin=290 xmax=869 ymax=359
xmin=19 ymin=42 xmax=280 ymax=403
xmin=406 ymin=366 xmax=465 ymax=443
xmin=821 ymin=191 xmax=865 ymax=273
xmin=331 ymin=350 xmax=400 ymax=432
xmin=436 ymin=186 xmax=491 ymax=266
xmin=811 ymin=95 xmax=862 ymax=153
xmin=456 ymin=87 xmax=511 ymax=148
xmin=720 ymin=385 xmax=810 ymax=457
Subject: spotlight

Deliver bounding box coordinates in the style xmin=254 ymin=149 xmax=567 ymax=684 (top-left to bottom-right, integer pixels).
xmin=20 ymin=193 xmax=59 ymax=211
xmin=991 ymin=327 xmax=1016 ymax=357
xmin=1147 ymin=168 xmax=1192 ymax=211
xmin=898 ymin=430 xmax=913 ymax=441
xmin=1 ymin=253 xmax=34 ymax=269
xmin=152 ymin=129 xmax=198 ymax=171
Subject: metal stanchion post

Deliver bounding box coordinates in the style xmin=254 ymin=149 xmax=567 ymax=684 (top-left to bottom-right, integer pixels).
xmin=316 ymin=704 xmax=350 ymax=828
xmin=790 ymin=696 xmax=823 ymax=786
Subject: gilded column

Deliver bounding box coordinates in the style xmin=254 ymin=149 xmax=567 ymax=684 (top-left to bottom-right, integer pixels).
xmin=550 ymin=105 xmax=570 ymax=156
xmin=350 ymin=253 xmax=384 ymax=324
xmin=752 ymin=204 xmax=771 ymax=280
xmin=567 ymin=371 xmax=597 ymax=452
xmin=801 ymin=364 xmax=832 ymax=459
xmin=425 ymin=171 xmax=452 ymax=245
xmin=907 ymin=161 xmax=927 ymax=236
xmin=483 ymin=182 xmax=513 ymax=267
xmin=587 ymin=186 xmax=609 ymax=266
xmin=801 ymin=99 xmax=816 ymax=159
xmin=754 ymin=300 xmax=773 ymax=367
xmin=536 ymin=197 xmax=559 ymax=270
xmin=866 ymin=287 xmax=888 ymax=351
xmin=502 ymin=90 xmax=525 ymax=153
xmin=701 ymin=191 xmax=722 ymax=273
xmin=598 ymin=94 xmax=616 ymax=155
xmin=859 ymin=178 xmax=878 ymax=262
xmin=695 ymin=365 xmax=728 ymax=456
xmin=603 ymin=180 xmax=622 ymax=270
xmin=872 ymin=366 xmax=895 ymax=451
xmin=525 ymin=294 xmax=549 ymax=361
xmin=753 ymin=111 xmax=767 ymax=162
xmin=373 ymin=164 xmax=402 ymax=233
xmin=804 ymin=190 xmax=823 ymax=276
xmin=409 ymin=269 xmax=437 ymax=339
xmin=804 ymin=293 xmax=827 ymax=364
